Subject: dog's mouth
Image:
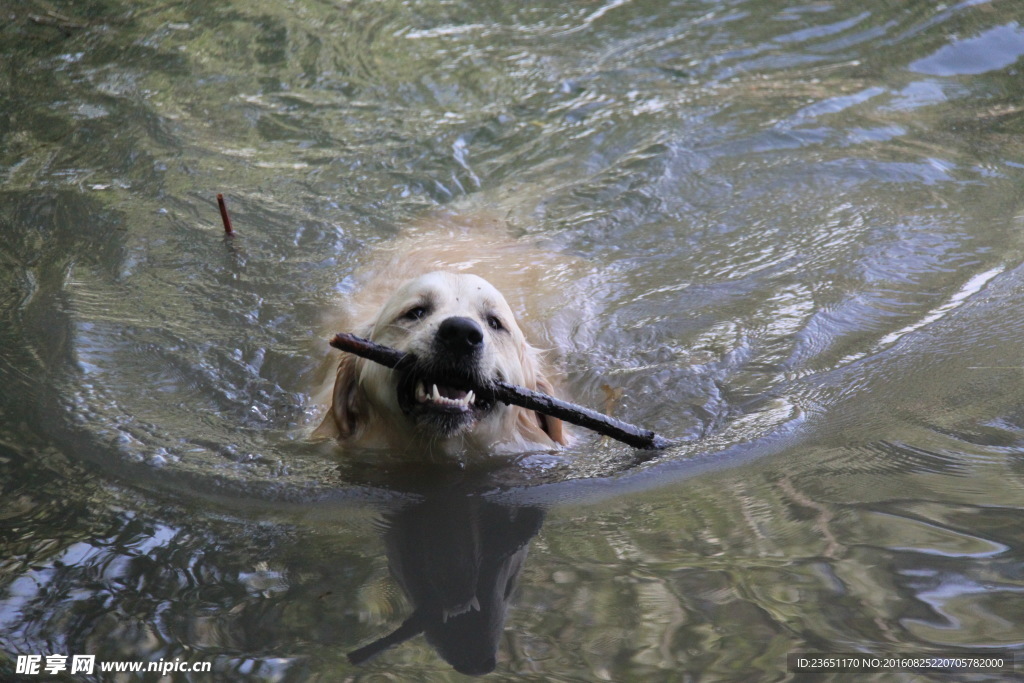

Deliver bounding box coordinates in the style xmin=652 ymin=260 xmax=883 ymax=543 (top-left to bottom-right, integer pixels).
xmin=396 ymin=367 xmax=496 ymax=435
xmin=413 ymin=380 xmax=484 ymax=411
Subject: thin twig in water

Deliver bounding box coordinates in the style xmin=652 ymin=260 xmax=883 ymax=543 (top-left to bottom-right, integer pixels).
xmin=217 ymin=193 xmax=234 ymax=236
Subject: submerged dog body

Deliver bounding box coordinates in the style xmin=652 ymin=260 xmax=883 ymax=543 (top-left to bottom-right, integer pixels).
xmin=316 ymin=269 xmax=569 ymax=456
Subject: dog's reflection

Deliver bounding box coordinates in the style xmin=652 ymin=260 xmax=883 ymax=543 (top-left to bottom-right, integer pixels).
xmin=347 ymin=477 xmax=545 ymax=675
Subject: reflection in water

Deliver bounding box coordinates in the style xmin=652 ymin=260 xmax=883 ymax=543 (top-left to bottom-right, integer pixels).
xmin=347 ymin=473 xmax=544 ymax=675
xmin=5 ymin=0 xmax=1024 ymax=678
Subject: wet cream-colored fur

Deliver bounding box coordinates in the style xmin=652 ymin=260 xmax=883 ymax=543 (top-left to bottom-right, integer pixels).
xmin=314 ymin=210 xmax=572 ymax=458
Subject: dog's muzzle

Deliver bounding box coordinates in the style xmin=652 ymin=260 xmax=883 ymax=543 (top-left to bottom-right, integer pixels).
xmin=395 ymin=317 xmax=497 ymax=435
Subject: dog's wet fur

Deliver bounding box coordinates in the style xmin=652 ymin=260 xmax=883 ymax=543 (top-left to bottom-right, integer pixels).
xmin=315 ymin=217 xmax=571 ymax=457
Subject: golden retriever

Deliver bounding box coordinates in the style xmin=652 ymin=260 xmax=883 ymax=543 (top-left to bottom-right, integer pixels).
xmin=314 ymin=210 xmax=572 ymax=457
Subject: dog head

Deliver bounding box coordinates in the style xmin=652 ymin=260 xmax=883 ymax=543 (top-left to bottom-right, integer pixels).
xmin=317 ymin=271 xmax=567 ymax=454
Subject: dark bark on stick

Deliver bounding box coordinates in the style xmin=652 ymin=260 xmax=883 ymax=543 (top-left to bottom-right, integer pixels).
xmin=217 ymin=193 xmax=234 ymax=235
xmin=328 ymin=332 xmax=673 ymax=450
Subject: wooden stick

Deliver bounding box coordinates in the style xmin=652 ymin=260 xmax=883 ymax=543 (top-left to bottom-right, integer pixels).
xmin=217 ymin=193 xmax=234 ymax=235
xmin=328 ymin=333 xmax=673 ymax=450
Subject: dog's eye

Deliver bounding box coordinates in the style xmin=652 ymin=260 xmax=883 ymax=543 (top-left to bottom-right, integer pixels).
xmin=400 ymin=305 xmax=429 ymax=322
xmin=486 ymin=315 xmax=505 ymax=332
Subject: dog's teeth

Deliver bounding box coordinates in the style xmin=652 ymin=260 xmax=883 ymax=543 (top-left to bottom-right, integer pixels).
xmin=418 ymin=382 xmax=474 ymax=409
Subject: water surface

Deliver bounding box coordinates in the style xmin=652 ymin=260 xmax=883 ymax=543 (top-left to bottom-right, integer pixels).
xmin=3 ymin=0 xmax=1024 ymax=680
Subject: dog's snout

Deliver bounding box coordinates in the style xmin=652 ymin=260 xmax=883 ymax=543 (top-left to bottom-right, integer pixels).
xmin=437 ymin=316 xmax=484 ymax=355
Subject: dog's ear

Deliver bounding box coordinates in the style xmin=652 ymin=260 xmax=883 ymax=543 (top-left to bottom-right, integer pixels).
xmin=517 ymin=344 xmax=569 ymax=446
xmin=532 ymin=372 xmax=568 ymax=445
xmin=313 ymin=353 xmax=363 ymax=440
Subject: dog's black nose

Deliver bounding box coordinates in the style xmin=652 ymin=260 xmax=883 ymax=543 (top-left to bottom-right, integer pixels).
xmin=437 ymin=316 xmax=484 ymax=355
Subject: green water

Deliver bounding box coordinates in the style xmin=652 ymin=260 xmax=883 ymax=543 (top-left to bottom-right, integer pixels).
xmin=3 ymin=0 xmax=1024 ymax=680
